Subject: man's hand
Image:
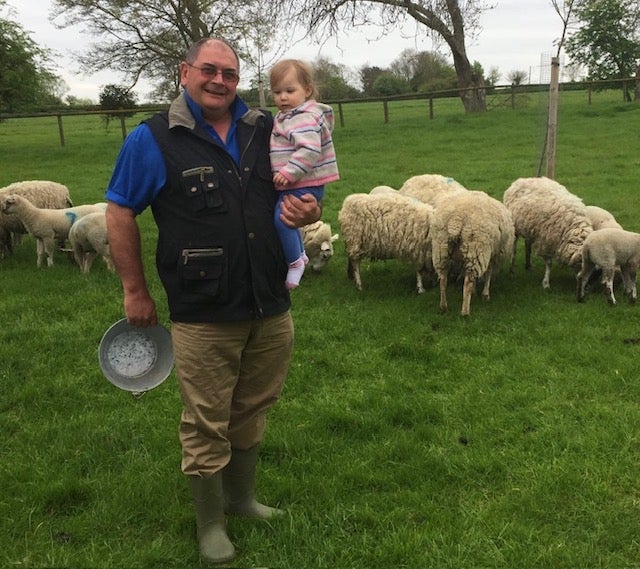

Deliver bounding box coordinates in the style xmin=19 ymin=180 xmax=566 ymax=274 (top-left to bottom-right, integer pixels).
xmin=279 ymin=193 xmax=322 ymax=228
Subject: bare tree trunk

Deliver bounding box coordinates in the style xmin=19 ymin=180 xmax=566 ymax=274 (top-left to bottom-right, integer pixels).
xmin=451 ymin=51 xmax=486 ymax=112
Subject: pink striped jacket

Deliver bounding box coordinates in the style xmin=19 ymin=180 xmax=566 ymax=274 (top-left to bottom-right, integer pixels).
xmin=270 ymin=100 xmax=340 ymax=190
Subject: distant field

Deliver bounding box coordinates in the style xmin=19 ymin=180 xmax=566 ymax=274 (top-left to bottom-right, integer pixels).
xmin=1 ymin=89 xmax=639 ymax=569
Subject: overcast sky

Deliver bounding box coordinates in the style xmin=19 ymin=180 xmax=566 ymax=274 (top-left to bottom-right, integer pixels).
xmin=9 ymin=0 xmax=565 ymax=102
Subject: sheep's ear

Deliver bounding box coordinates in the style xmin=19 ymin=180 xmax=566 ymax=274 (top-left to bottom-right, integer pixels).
xmin=331 ymin=233 xmax=339 ymax=243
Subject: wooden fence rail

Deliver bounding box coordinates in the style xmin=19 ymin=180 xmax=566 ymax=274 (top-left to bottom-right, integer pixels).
xmin=1 ymin=77 xmax=637 ymax=146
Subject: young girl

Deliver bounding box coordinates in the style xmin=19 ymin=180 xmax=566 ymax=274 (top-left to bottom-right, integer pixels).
xmin=269 ymin=59 xmax=340 ymax=289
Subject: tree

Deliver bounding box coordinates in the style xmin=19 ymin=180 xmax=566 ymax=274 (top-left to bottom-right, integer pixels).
xmin=372 ymin=72 xmax=410 ymax=96
xmin=565 ymin=0 xmax=640 ymax=100
xmin=51 ymin=0 xmax=285 ymax=102
xmin=311 ymin=57 xmax=360 ymax=100
xmin=281 ymin=0 xmax=492 ymax=112
xmin=99 ymin=84 xmax=138 ymax=125
xmin=507 ymin=70 xmax=528 ymax=85
xmin=390 ymin=49 xmax=457 ymax=92
xmin=360 ymin=65 xmax=386 ymax=96
xmin=0 ymin=1 xmax=64 ymax=112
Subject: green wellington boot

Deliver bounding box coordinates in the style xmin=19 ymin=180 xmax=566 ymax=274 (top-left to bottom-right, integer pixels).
xmin=223 ymin=446 xmax=284 ymax=519
xmin=189 ymin=473 xmax=236 ymax=564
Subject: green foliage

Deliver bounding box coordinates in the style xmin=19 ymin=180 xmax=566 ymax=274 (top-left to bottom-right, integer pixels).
xmin=566 ymin=0 xmax=640 ymax=89
xmin=0 ymin=1 xmax=64 ymax=112
xmin=372 ymin=72 xmax=410 ymax=96
xmin=313 ymin=56 xmax=361 ymax=100
xmin=99 ymin=84 xmax=138 ymax=125
xmin=0 ymin=91 xmax=640 ymax=568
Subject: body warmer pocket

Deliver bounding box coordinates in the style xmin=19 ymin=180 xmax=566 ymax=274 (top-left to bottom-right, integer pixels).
xmin=182 ymin=166 xmax=227 ymax=212
xmin=178 ymin=247 xmax=228 ymax=302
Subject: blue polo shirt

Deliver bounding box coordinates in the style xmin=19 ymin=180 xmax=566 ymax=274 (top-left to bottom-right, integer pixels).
xmin=105 ymin=92 xmax=248 ymax=214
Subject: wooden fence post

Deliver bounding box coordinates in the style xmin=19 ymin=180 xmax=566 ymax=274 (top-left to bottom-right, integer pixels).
xmin=120 ymin=114 xmax=127 ymax=141
xmin=383 ymin=99 xmax=389 ymax=123
xmin=337 ymin=102 xmax=345 ymax=127
xmin=57 ymin=114 xmax=65 ymax=147
xmin=428 ymin=97 xmax=434 ymax=119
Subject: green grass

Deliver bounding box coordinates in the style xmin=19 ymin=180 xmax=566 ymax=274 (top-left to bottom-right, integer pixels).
xmin=1 ymin=89 xmax=640 ymax=568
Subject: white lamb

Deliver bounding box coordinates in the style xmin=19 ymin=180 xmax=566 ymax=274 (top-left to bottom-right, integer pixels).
xmin=0 ymin=195 xmax=106 ymax=268
xmin=503 ymin=176 xmax=593 ymax=289
xmin=430 ymin=190 xmax=515 ymax=316
xmin=338 ymin=192 xmax=435 ymax=294
xmin=398 ymin=174 xmax=468 ymax=207
xmin=576 ymin=228 xmax=640 ymax=305
xmin=68 ymin=212 xmax=114 ymax=273
xmin=300 ymin=220 xmax=339 ymax=273
xmin=585 ymin=205 xmax=622 ymax=231
xmin=0 ymin=180 xmax=73 ymax=258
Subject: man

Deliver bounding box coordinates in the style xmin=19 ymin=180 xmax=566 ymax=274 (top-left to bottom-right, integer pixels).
xmin=105 ymin=37 xmax=321 ymax=564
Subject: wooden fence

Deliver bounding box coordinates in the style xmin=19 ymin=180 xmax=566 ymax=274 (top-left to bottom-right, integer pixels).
xmin=1 ymin=77 xmax=637 ymax=147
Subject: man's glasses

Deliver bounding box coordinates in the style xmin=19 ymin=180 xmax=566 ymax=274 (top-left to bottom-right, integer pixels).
xmin=187 ymin=63 xmax=239 ymax=83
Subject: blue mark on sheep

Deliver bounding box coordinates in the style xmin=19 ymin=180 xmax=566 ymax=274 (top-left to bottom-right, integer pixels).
xmin=65 ymin=211 xmax=78 ymax=225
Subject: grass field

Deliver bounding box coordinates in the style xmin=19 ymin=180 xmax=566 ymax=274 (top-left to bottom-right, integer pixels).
xmin=1 ymin=89 xmax=640 ymax=569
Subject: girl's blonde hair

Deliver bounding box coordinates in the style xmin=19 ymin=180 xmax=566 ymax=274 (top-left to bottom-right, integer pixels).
xmin=269 ymin=59 xmax=318 ymax=99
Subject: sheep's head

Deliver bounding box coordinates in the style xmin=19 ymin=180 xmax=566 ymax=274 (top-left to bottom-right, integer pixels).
xmin=300 ymin=221 xmax=339 ymax=272
xmin=308 ymin=233 xmax=339 ymax=272
xmin=0 ymin=195 xmax=18 ymax=214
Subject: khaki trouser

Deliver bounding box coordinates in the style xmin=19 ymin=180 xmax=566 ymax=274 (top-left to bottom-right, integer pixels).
xmin=171 ymin=311 xmax=294 ymax=477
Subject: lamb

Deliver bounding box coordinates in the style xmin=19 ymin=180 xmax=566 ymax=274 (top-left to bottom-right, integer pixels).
xmin=68 ymin=211 xmax=114 ymax=273
xmin=398 ymin=174 xmax=468 ymax=207
xmin=300 ymin=220 xmax=339 ymax=273
xmin=338 ymin=192 xmax=434 ymax=294
xmin=575 ymin=228 xmax=640 ymax=305
xmin=430 ymin=190 xmax=515 ymax=316
xmin=585 ymin=205 xmax=622 ymax=231
xmin=502 ymin=176 xmax=593 ymax=289
xmin=0 ymin=180 xmax=73 ymax=258
xmin=0 ymin=194 xmax=106 ymax=268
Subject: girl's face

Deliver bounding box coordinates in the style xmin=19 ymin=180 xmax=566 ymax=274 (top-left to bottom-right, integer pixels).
xmin=272 ymin=67 xmax=313 ymax=112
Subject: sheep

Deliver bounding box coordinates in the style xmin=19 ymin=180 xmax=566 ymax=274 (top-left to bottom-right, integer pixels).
xmin=430 ymin=190 xmax=515 ymax=316
xmin=585 ymin=205 xmax=622 ymax=231
xmin=68 ymin=211 xmax=114 ymax=273
xmin=300 ymin=220 xmax=339 ymax=273
xmin=0 ymin=180 xmax=73 ymax=258
xmin=338 ymin=192 xmax=435 ymax=294
xmin=503 ymin=176 xmax=593 ymax=289
xmin=369 ymin=185 xmax=398 ymax=195
xmin=575 ymin=228 xmax=640 ymax=305
xmin=0 ymin=194 xmax=106 ymax=268
xmin=398 ymin=174 xmax=468 ymax=207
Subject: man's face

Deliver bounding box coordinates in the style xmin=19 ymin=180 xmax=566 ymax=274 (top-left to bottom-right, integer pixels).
xmin=180 ymin=40 xmax=240 ymax=119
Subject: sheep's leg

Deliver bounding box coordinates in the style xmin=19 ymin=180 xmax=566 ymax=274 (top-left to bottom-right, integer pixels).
xmin=349 ymin=258 xmax=363 ymax=291
xmin=461 ymin=274 xmax=474 ymax=316
xmin=481 ymin=267 xmax=493 ymax=301
xmin=83 ymin=253 xmax=95 ymax=274
xmin=438 ymin=273 xmax=448 ymax=313
xmin=524 ymin=239 xmax=532 ymax=270
xmin=576 ymin=263 xmax=595 ymax=302
xmin=624 ymin=265 xmax=637 ymax=303
xmin=601 ymin=268 xmax=616 ymax=305
xmin=541 ymin=257 xmax=552 ymax=289
xmin=73 ymin=246 xmax=84 ymax=270
xmin=104 ymin=254 xmax=115 ymax=272
xmin=415 ymin=265 xmax=425 ymax=294
xmin=509 ymin=237 xmax=518 ymax=274
xmin=43 ymin=238 xmax=56 ymax=267
xmin=35 ymin=239 xmax=45 ymax=268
